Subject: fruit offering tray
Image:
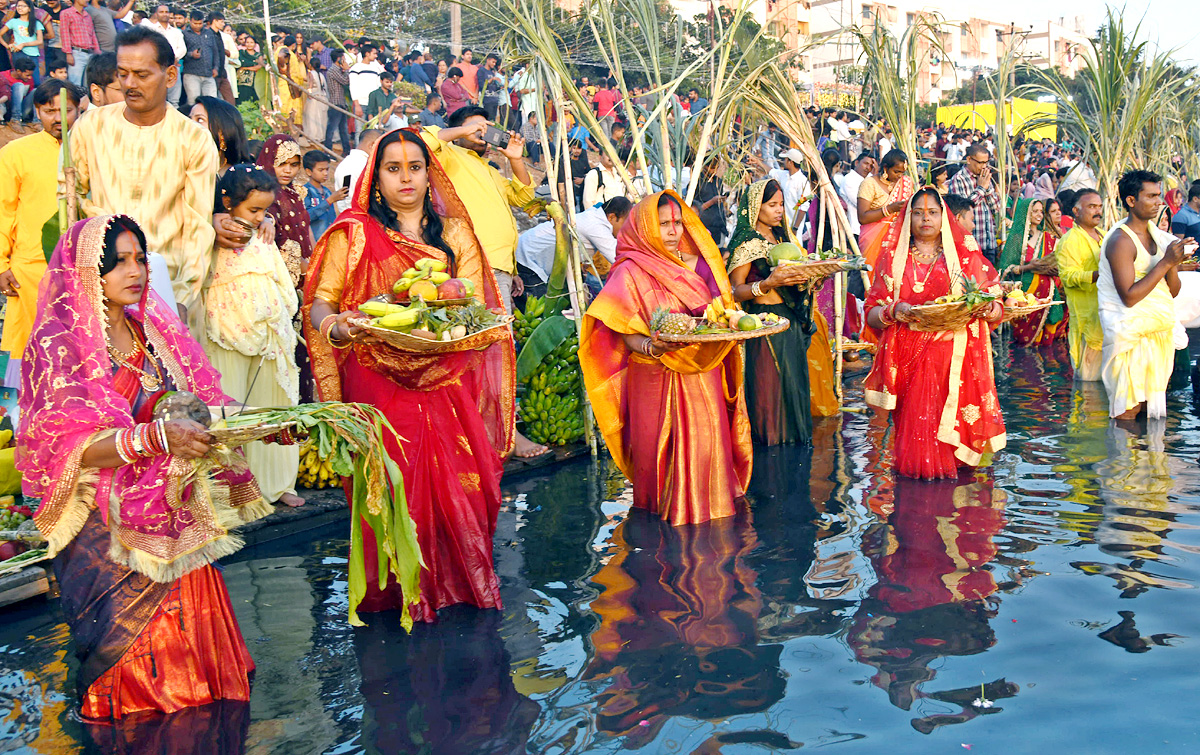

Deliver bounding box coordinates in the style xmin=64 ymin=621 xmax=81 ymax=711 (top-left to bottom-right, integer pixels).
xmin=907 ymin=300 xmax=994 ymax=332
xmin=1001 ymin=300 xmax=1061 ymax=322
xmin=351 ymin=316 xmax=513 ymax=354
xmin=370 ymin=293 xmax=476 ymax=308
xmin=774 ymin=257 xmax=866 ymax=280
xmin=656 ymin=316 xmax=790 ymax=343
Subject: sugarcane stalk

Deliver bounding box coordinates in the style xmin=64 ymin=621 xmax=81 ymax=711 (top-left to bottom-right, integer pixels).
xmin=536 ymin=75 xmax=597 ymax=456
xmin=61 ymin=89 xmax=77 ymax=228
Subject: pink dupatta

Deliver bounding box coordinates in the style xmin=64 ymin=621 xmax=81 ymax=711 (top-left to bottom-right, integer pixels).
xmin=18 ymin=215 xmax=271 ymax=583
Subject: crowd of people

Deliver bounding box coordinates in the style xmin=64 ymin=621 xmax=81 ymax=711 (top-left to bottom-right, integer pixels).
xmin=0 ymin=11 xmax=1197 ymax=733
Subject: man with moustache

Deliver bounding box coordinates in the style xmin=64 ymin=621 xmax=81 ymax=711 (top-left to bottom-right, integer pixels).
xmin=64 ymin=26 xmax=217 ymax=335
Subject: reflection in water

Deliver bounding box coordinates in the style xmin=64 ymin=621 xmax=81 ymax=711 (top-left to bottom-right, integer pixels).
xmin=849 ymin=475 xmax=1018 ymax=734
xmin=1098 ymin=610 xmax=1183 ymax=654
xmin=82 ymin=700 xmax=250 ymax=754
xmin=7 ymin=349 xmax=1200 ymax=752
xmin=583 ymin=507 xmax=784 ymax=747
xmin=353 ymin=606 xmax=539 ymax=755
xmin=1072 ymin=420 xmax=1195 ymax=596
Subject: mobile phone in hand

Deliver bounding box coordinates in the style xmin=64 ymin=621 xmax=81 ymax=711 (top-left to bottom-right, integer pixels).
xmin=341 ymin=174 xmax=352 ymax=191
xmin=482 ymin=125 xmax=510 ymax=149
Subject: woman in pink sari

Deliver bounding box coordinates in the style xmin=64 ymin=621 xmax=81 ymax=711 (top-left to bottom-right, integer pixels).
xmin=18 ymin=215 xmax=272 ymax=720
xmin=857 ymin=149 xmax=915 ymax=274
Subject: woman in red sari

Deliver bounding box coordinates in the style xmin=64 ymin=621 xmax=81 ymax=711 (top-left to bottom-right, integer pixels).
xmin=19 ymin=215 xmax=271 ymax=719
xmin=863 ymin=188 xmax=1007 ymax=479
xmin=304 ymin=128 xmax=515 ymax=623
xmin=580 ymin=191 xmax=752 ymax=526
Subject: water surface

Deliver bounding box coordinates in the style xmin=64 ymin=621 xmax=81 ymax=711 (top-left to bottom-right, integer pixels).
xmin=3 ymin=344 xmax=1200 ymax=754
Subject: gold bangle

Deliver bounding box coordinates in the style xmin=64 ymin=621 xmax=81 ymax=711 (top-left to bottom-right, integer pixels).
xmin=319 ymin=313 xmax=339 ymax=342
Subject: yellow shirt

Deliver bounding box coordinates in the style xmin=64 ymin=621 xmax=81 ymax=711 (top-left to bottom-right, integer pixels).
xmin=0 ymin=131 xmax=60 ymax=358
xmin=65 ymin=103 xmax=218 ymax=330
xmin=1056 ymin=225 xmax=1103 ymax=352
xmin=420 ymin=127 xmax=535 ymax=275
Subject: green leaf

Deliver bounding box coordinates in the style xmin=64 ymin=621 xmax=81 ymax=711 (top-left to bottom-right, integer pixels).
xmin=516 ymin=315 xmax=574 ymax=382
xmin=41 ymin=210 xmax=61 ymax=263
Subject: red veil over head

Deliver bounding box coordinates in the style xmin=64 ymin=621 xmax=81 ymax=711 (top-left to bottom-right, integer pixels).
xmin=18 ymin=215 xmax=269 ymax=582
xmin=301 ymin=128 xmax=515 ymax=454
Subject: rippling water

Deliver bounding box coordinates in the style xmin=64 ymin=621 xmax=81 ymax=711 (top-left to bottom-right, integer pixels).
xmin=4 ymin=344 xmax=1200 ymax=753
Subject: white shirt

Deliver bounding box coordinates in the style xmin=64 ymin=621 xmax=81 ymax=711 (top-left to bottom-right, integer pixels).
xmin=826 ymin=116 xmax=842 ymax=142
xmin=582 ymin=164 xmax=625 ymax=209
xmin=141 ymin=19 xmax=186 ymax=61
xmin=348 ymin=60 xmax=383 ymax=106
xmin=945 ymin=143 xmax=964 ymax=163
xmin=516 ymin=208 xmax=617 ymax=282
xmin=769 ymin=168 xmax=810 ymax=228
xmin=878 ymin=136 xmax=893 ymax=157
xmin=221 ymin=30 xmax=238 ymax=93
xmin=841 ymin=168 xmax=868 ymax=235
xmin=1059 ymin=161 xmax=1096 ymax=192
xmin=515 ymin=69 xmax=539 ymax=117
xmin=333 ymin=149 xmax=369 ymax=214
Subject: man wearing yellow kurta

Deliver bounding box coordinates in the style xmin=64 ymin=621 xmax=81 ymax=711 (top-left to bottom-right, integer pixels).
xmin=1056 ymin=188 xmax=1104 ymax=381
xmin=421 ymin=108 xmax=556 ymax=460
xmin=420 ymin=113 xmax=535 ymax=313
xmin=64 ymin=28 xmax=218 ymax=338
xmin=1097 ymin=172 xmax=1186 ymax=420
xmin=0 ymin=81 xmax=81 ymax=386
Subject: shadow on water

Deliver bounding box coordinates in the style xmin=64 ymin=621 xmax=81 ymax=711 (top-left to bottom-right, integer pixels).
xmin=5 ymin=345 xmax=1200 ymax=753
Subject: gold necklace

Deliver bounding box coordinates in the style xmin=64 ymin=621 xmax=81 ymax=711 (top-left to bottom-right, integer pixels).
xmin=910 ymin=253 xmax=941 ymax=294
xmin=107 ymin=323 xmax=163 ymax=391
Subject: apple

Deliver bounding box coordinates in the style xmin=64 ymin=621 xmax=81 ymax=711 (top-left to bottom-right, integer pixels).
xmin=437 ymin=278 xmax=472 ymax=300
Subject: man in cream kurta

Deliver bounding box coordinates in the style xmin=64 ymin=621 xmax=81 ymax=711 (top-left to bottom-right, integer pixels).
xmin=1096 ymin=171 xmax=1189 ymax=420
xmin=64 ymin=26 xmax=217 ymax=337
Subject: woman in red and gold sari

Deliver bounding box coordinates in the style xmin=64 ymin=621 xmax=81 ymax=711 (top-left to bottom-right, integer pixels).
xmin=19 ymin=215 xmax=272 ymax=719
xmin=863 ymin=188 xmax=1007 ymax=480
xmin=857 ymin=149 xmax=916 ymax=274
xmin=580 ymin=191 xmax=752 ymax=526
xmin=304 ymin=128 xmax=515 ymax=623
xmin=999 ymin=198 xmax=1067 ymax=346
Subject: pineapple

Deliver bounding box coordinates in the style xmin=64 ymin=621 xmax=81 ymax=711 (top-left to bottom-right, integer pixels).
xmin=650 ymin=307 xmax=696 ymax=335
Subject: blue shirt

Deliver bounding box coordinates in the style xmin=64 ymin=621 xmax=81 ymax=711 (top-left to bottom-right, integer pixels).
xmin=1172 ymin=204 xmax=1200 ymax=241
xmin=304 ymin=181 xmax=337 ymax=240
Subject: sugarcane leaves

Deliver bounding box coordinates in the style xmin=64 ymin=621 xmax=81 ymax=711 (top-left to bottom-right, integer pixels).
xmin=516 ymin=315 xmax=575 ymax=383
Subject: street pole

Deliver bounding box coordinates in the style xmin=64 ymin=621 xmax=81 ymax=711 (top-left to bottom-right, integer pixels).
xmin=451 ymin=2 xmax=461 ymax=58
xmin=262 ymin=0 xmax=278 ymax=109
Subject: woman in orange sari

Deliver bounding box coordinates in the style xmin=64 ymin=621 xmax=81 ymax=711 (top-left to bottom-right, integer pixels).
xmin=863 ymin=188 xmax=1007 ymax=479
xmin=304 ymin=128 xmax=516 ymax=623
xmin=857 ymin=149 xmax=916 ymax=273
xmin=580 ymin=191 xmax=752 ymax=526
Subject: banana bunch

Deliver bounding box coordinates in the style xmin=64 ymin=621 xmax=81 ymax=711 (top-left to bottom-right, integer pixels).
xmin=298 ymin=438 xmax=340 ymax=489
xmin=513 ymin=295 xmax=546 ymax=348
xmin=518 ymin=334 xmax=585 ymax=446
xmin=703 ymin=297 xmax=729 ymax=325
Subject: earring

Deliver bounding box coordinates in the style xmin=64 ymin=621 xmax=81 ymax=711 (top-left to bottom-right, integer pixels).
xmin=374 ymin=186 xmax=383 ymax=203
